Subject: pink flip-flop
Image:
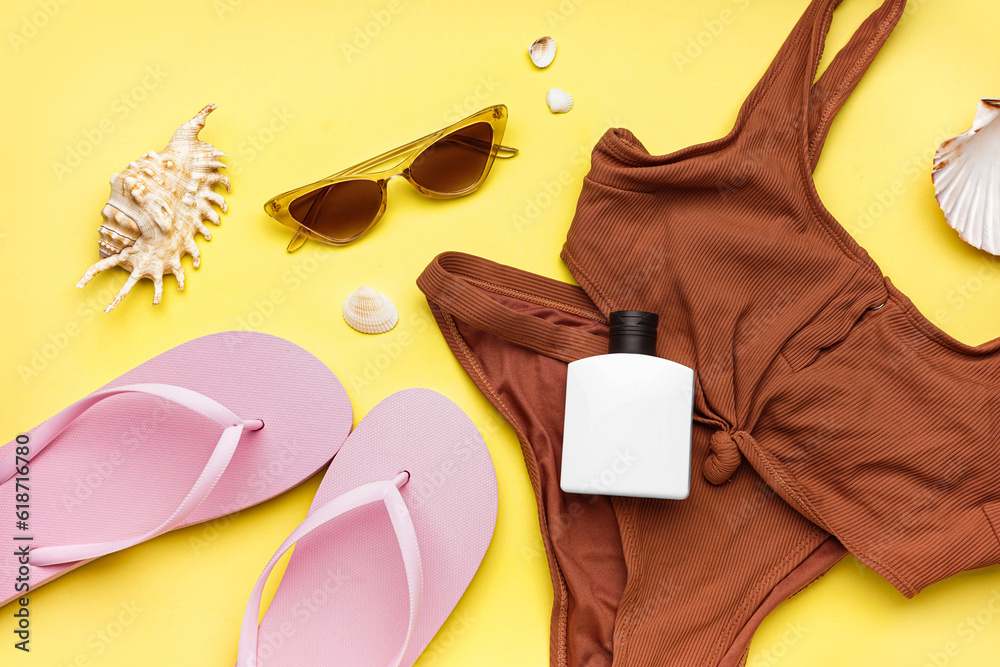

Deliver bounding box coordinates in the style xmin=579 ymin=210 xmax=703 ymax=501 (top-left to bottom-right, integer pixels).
xmin=0 ymin=331 xmax=352 ymax=607
xmin=235 ymin=388 xmax=498 ymax=667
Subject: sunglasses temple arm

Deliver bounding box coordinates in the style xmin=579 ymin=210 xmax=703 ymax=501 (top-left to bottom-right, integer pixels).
xmin=496 ymin=144 xmax=519 ymax=159
xmin=432 ymin=134 xmax=518 ymax=159
xmin=287 ymin=229 xmax=309 ymax=252
xmin=450 ymin=135 xmax=519 ymax=158
xmin=345 ymin=134 xmax=519 ymax=175
xmin=343 ymin=134 xmax=438 ymax=175
xmin=287 ymin=180 xmax=335 ymax=252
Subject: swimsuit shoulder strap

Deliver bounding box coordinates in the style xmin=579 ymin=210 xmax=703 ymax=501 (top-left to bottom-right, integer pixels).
xmin=739 ymin=0 xmax=907 ymax=171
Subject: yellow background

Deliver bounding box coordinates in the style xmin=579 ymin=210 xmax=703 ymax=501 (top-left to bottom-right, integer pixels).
xmin=2 ymin=0 xmax=1000 ymax=664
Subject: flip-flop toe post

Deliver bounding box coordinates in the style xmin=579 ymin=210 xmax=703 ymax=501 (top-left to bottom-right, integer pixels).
xmin=0 ymin=331 xmax=352 ymax=606
xmin=237 ymin=388 xmax=499 ymax=667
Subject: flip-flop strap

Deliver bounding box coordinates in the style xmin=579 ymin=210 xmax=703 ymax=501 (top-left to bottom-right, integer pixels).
xmin=235 ymin=472 xmax=423 ymax=667
xmin=0 ymin=383 xmax=263 ymax=566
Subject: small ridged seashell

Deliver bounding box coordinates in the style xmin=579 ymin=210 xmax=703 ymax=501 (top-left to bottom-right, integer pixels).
xmin=343 ymin=286 xmax=399 ymax=335
xmin=545 ymin=88 xmax=573 ymax=114
xmin=529 ymin=36 xmax=556 ymax=68
xmin=933 ymin=98 xmax=1000 ymax=254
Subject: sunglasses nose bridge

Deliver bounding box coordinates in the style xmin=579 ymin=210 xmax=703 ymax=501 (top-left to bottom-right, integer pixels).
xmin=388 ymin=169 xmax=424 ymax=195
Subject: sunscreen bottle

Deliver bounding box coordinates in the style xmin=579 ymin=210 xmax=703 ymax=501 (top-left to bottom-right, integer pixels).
xmin=560 ymin=311 xmax=693 ymax=499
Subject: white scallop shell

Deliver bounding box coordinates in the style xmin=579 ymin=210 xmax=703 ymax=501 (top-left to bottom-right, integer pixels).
xmin=343 ymin=286 xmax=399 ymax=335
xmin=529 ymin=36 xmax=556 ymax=68
xmin=77 ymin=104 xmax=229 ymax=312
xmin=933 ymin=98 xmax=1000 ymax=254
xmin=546 ymin=88 xmax=573 ymax=114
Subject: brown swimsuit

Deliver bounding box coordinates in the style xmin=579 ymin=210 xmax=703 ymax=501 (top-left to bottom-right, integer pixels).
xmin=419 ymin=0 xmax=1000 ymax=664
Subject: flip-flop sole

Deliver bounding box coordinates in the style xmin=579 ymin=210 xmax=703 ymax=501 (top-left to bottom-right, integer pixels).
xmin=254 ymin=388 xmax=498 ymax=667
xmin=0 ymin=331 xmax=352 ymax=606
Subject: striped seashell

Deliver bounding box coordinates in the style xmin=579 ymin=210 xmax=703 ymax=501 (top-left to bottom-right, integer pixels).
xmin=343 ymin=286 xmax=399 ymax=335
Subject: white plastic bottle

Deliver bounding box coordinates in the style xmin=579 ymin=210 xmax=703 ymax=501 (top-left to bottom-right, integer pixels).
xmin=560 ymin=311 xmax=693 ymax=500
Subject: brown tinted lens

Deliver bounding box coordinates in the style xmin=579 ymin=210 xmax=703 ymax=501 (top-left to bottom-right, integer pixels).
xmin=288 ymin=179 xmax=383 ymax=241
xmin=409 ymin=122 xmax=494 ymax=194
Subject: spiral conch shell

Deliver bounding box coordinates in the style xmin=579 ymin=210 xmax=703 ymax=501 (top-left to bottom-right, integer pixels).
xmin=77 ymin=104 xmax=230 ymax=312
xmin=343 ymin=286 xmax=399 ymax=334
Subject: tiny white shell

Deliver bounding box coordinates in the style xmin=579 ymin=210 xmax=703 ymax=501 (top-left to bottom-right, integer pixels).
xmin=529 ymin=36 xmax=556 ymax=68
xmin=933 ymin=98 xmax=1000 ymax=254
xmin=545 ymin=88 xmax=574 ymax=114
xmin=343 ymin=286 xmax=399 ymax=335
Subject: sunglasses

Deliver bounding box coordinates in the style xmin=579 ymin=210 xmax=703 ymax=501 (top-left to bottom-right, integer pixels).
xmin=264 ymin=104 xmax=518 ymax=252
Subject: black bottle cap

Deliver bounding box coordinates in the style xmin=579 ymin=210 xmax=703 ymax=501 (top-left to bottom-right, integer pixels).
xmin=608 ymin=310 xmax=658 ymax=356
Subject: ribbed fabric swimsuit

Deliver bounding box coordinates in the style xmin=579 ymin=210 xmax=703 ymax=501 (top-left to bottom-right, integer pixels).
xmin=419 ymin=0 xmax=1000 ymax=665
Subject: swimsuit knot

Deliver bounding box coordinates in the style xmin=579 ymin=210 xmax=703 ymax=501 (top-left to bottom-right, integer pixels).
xmin=704 ymin=430 xmax=749 ymax=485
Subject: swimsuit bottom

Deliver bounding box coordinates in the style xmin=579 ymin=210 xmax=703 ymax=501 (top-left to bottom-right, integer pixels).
xmin=418 ymin=252 xmax=850 ymax=666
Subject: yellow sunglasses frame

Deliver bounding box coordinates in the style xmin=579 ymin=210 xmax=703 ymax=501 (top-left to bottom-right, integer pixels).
xmin=264 ymin=104 xmax=518 ymax=252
